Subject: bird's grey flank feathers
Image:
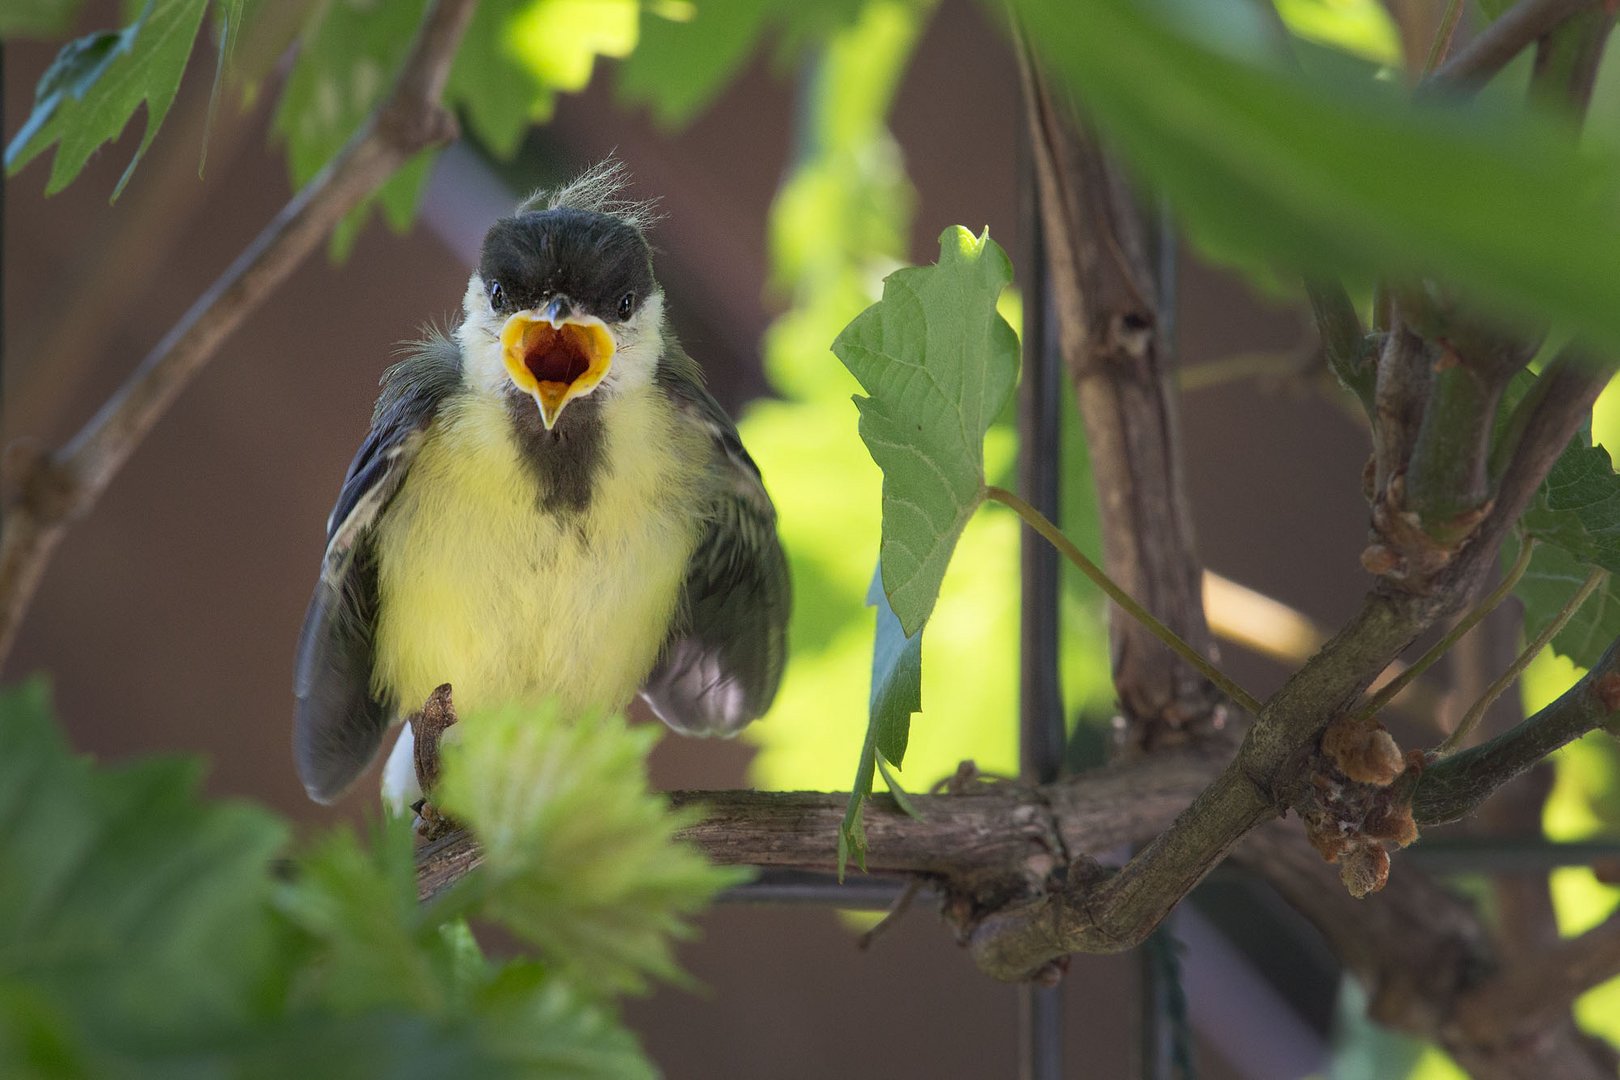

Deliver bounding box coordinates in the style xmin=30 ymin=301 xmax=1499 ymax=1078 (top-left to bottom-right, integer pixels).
xmin=641 ymin=352 xmax=790 ymax=735
xmin=293 ymin=332 xmax=460 ymax=802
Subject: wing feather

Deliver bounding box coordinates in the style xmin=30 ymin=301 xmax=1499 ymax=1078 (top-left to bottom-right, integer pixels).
xmin=642 ymin=358 xmax=790 ymax=735
xmin=293 ymin=335 xmax=460 ymax=801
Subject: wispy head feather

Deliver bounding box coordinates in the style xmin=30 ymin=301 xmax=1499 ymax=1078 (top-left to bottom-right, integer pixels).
xmin=518 ymin=157 xmax=663 ymax=233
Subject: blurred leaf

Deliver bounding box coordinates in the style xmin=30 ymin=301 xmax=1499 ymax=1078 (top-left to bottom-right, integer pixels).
xmin=0 ymin=0 xmax=90 ymax=38
xmin=1272 ymin=0 xmax=1401 ymax=66
xmin=833 ymin=226 xmax=1021 ymax=635
xmin=0 ymin=679 xmax=284 ymax=1062
xmin=1013 ymin=0 xmax=1620 ymax=354
xmin=6 ymin=0 xmax=210 ymax=198
xmin=435 ymin=700 xmax=748 ymax=996
xmin=271 ymin=0 xmax=429 ymax=258
xmin=616 ymin=0 xmax=874 ymax=128
xmin=0 ymin=682 xmax=677 ymax=1076
xmin=449 ymin=0 xmax=637 ymax=158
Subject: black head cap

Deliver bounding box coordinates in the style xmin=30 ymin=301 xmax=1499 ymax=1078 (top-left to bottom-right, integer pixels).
xmin=477 ymin=160 xmax=659 ymax=325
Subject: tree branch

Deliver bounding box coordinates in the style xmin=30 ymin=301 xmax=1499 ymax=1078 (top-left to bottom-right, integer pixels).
xmin=1414 ymin=636 xmax=1620 ymax=825
xmin=1427 ymin=0 xmax=1602 ymax=92
xmin=1304 ymin=278 xmax=1375 ymax=408
xmin=1454 ymin=909 xmax=1620 ymax=1056
xmin=417 ymin=746 xmax=1229 ymax=904
xmin=0 ymin=0 xmax=480 ymax=664
xmin=1016 ymin=48 xmax=1219 ymax=745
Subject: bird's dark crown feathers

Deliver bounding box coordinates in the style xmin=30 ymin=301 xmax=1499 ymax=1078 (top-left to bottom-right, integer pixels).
xmin=478 ymin=160 xmax=659 ymax=325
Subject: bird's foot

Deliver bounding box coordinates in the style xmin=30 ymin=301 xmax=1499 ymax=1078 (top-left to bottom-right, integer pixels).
xmin=411 ymin=682 xmax=459 ymax=839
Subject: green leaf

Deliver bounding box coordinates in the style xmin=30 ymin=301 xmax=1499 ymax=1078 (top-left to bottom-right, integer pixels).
xmin=836 ymin=564 xmax=923 ymax=876
xmin=1521 ymin=438 xmax=1620 ymax=574
xmin=6 ymin=0 xmax=210 ymax=198
xmin=0 ymin=683 xmax=670 ymax=1075
xmin=867 ymin=566 xmax=922 ymax=766
xmin=1013 ymin=0 xmax=1620 ymax=354
xmin=833 ymin=226 xmax=1020 ymax=635
xmin=1272 ymin=0 xmax=1401 ymax=66
xmin=1515 ymin=541 xmax=1619 ymax=669
xmin=616 ymin=0 xmax=871 ymax=128
xmin=450 ymin=0 xmax=638 ymax=157
xmin=271 ymin=0 xmax=429 ymax=257
xmin=0 ymin=679 xmax=288 ymax=1058
xmin=0 ymin=0 xmax=90 ymax=38
xmin=435 ymin=699 xmax=749 ymax=996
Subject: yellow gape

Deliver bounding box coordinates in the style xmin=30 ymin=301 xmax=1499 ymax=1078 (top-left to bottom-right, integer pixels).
xmin=500 ymin=312 xmax=616 ymax=429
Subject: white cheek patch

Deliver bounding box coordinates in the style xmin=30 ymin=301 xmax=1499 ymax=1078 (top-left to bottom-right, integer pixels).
xmin=458 ymin=275 xmax=511 ymax=398
xmin=604 ymin=290 xmax=665 ymax=395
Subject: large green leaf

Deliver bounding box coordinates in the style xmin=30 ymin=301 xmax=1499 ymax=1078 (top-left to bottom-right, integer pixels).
xmin=833 ymin=226 xmax=1021 ymax=636
xmin=0 ymin=680 xmax=287 ymax=1052
xmin=1013 ymin=0 xmax=1620 ymax=353
xmin=0 ymin=682 xmax=682 ymax=1076
xmin=6 ymin=0 xmax=210 ymax=197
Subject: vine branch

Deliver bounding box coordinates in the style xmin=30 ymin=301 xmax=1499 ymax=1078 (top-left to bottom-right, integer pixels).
xmin=0 ymin=0 xmax=480 ymax=664
xmin=1427 ymin=0 xmax=1602 ymax=92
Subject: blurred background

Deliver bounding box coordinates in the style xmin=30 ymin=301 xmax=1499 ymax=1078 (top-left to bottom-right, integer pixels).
xmin=7 ymin=1 xmax=1620 ymax=1077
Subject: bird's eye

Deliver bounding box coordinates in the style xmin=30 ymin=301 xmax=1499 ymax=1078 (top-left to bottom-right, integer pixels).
xmin=487 ymin=280 xmax=504 ymax=310
xmin=618 ymin=291 xmax=635 ymax=320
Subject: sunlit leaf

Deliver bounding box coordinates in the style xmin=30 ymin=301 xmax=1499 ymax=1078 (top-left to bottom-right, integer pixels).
xmin=1272 ymin=0 xmax=1401 ymax=66
xmin=833 ymin=226 xmax=1021 ymax=635
xmin=616 ymin=0 xmax=871 ymax=128
xmin=435 ymin=700 xmax=748 ymax=995
xmin=450 ymin=0 xmax=638 ymax=158
xmin=6 ymin=0 xmax=211 ymax=197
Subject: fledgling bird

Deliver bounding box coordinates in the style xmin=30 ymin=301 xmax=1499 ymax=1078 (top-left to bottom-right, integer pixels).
xmin=293 ymin=162 xmax=790 ymax=804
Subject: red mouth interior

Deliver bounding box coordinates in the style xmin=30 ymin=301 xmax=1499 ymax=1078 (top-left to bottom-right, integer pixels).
xmin=523 ymin=324 xmax=593 ymax=385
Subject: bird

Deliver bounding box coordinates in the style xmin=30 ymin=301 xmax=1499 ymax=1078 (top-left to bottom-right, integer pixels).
xmin=292 ymin=161 xmax=790 ymax=805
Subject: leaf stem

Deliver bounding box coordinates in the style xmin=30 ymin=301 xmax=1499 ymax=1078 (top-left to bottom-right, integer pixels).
xmin=1423 ymin=0 xmax=1467 ymax=75
xmin=1439 ymin=562 xmax=1607 ymax=754
xmin=1357 ymin=535 xmax=1537 ymax=721
xmin=984 ymin=485 xmax=1263 ymax=715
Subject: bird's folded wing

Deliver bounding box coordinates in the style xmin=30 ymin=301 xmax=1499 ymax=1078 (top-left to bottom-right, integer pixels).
xmin=293 ymin=334 xmax=461 ymax=802
xmin=642 ymin=369 xmax=790 ymax=735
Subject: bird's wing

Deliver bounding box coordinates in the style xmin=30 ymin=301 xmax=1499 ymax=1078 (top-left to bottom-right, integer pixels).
xmin=293 ymin=334 xmax=461 ymax=802
xmin=642 ymin=361 xmax=790 ymax=735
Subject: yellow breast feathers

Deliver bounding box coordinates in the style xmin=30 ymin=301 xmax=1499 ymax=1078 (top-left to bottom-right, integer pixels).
xmin=370 ymin=386 xmax=706 ymax=719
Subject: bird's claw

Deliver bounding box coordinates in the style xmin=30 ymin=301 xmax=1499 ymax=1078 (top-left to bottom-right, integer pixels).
xmin=411 ymin=683 xmax=459 ymax=839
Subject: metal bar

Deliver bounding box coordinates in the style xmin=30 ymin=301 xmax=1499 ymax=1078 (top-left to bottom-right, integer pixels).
xmin=711 ymin=839 xmax=1620 ymax=909
xmin=718 ymin=869 xmax=912 ymax=909
xmin=1017 ymin=83 xmax=1068 ymax=1080
xmin=1137 ymin=197 xmax=1184 ymax=1080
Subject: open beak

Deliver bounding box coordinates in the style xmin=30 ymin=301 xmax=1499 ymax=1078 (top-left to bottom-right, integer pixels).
xmin=500 ymin=304 xmax=616 ymax=429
